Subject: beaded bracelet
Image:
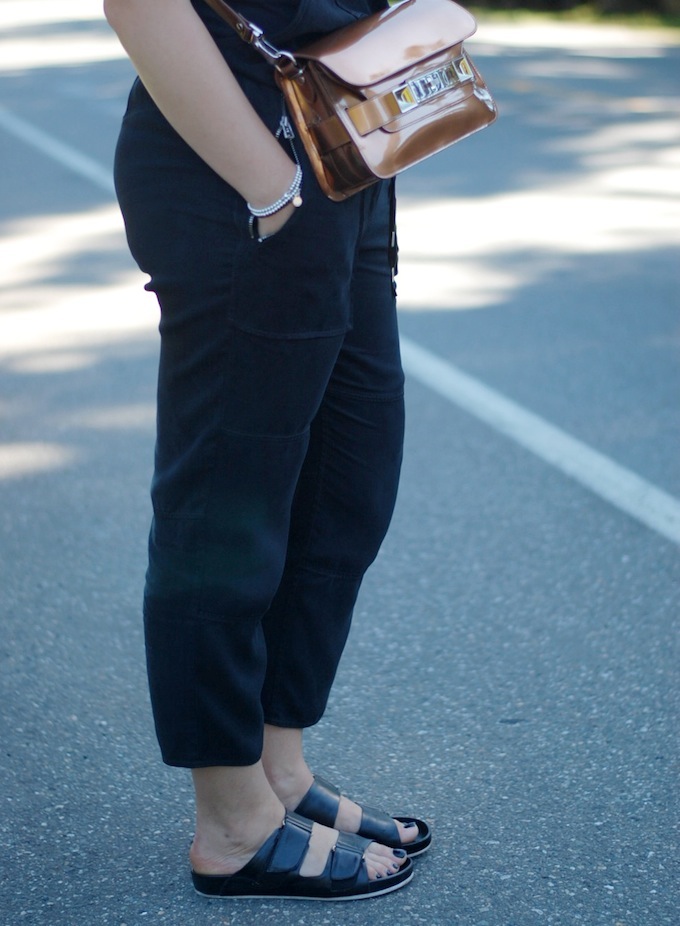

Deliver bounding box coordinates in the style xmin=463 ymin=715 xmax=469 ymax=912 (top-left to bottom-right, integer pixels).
xmin=247 ymin=165 xmax=303 ymax=218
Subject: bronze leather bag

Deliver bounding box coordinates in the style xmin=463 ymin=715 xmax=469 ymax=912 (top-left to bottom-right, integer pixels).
xmin=202 ymin=0 xmax=498 ymax=201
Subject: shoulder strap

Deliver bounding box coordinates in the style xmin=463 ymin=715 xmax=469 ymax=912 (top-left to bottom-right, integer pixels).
xmin=199 ymin=0 xmax=298 ymax=71
xmin=200 ymin=0 xmax=257 ymax=42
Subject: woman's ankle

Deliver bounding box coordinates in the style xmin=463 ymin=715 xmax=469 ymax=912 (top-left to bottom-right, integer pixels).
xmin=261 ymin=725 xmax=314 ymax=808
xmin=190 ymin=798 xmax=284 ymax=875
xmin=189 ymin=764 xmax=285 ymax=874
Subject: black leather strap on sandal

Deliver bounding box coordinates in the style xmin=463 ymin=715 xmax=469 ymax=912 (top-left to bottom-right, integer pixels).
xmin=355 ymin=800 xmax=402 ymax=845
xmin=295 ymin=775 xmax=432 ymax=856
xmin=295 ymin=775 xmax=344 ymax=828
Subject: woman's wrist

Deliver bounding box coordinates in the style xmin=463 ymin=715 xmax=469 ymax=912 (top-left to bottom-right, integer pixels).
xmin=244 ymin=157 xmax=298 ymax=211
xmin=246 ymin=156 xmax=303 ymax=241
xmin=247 ymin=164 xmax=302 ymax=218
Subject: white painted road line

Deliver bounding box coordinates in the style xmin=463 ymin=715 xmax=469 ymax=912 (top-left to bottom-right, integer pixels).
xmin=401 ymin=336 xmax=680 ymax=547
xmin=0 ymin=105 xmax=115 ymax=195
xmin=3 ymin=107 xmax=679 ymax=546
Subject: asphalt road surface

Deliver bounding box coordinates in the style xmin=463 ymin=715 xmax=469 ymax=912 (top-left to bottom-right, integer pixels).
xmin=1 ymin=4 xmax=678 ymax=925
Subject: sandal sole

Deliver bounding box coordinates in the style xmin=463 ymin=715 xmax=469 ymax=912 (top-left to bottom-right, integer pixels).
xmin=194 ymin=866 xmax=414 ymax=900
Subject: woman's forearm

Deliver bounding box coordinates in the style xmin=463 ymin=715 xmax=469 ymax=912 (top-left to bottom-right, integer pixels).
xmin=103 ymin=0 xmax=296 ymax=208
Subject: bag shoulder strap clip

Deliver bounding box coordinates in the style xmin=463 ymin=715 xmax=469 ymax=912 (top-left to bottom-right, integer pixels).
xmin=200 ymin=0 xmax=300 ymax=74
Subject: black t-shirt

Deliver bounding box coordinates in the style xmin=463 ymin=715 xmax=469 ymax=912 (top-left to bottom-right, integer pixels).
xmin=191 ymin=0 xmax=388 ymax=83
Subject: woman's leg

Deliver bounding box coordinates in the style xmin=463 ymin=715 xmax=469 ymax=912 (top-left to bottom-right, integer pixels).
xmin=115 ymin=86 xmax=367 ymax=767
xmin=259 ymin=180 xmax=404 ymax=730
xmin=258 ymin=183 xmax=419 ymax=845
xmin=115 ymin=86 xmax=411 ymax=882
xmin=136 ymin=216 xmax=409 ymax=877
xmin=190 ymin=764 xmax=284 ymax=874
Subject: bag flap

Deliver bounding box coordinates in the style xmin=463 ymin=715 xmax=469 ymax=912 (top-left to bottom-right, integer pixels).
xmin=297 ymin=0 xmax=477 ymax=88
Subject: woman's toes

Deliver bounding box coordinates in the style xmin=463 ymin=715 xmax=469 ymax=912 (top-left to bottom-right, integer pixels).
xmin=396 ymin=819 xmax=420 ymax=845
xmin=363 ymin=842 xmax=408 ymax=880
xmin=297 ymin=823 xmax=407 ymax=882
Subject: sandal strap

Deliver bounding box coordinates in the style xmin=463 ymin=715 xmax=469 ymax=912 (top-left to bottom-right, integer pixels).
xmin=297 ymin=776 xmax=401 ymax=846
xmin=266 ymin=813 xmax=370 ymax=890
xmin=266 ymin=812 xmax=313 ymax=873
xmin=328 ymin=831 xmax=371 ymax=884
xmin=296 ymin=775 xmax=343 ymax=828
xmin=355 ymin=802 xmax=400 ymax=846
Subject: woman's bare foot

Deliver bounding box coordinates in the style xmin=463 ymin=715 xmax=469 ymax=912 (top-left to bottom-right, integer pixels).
xmin=261 ymin=726 xmax=420 ymax=849
xmin=189 ymin=763 xmax=408 ymax=881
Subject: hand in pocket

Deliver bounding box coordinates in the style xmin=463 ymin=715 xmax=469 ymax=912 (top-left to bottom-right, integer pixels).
xmin=258 ymin=200 xmax=297 ymax=239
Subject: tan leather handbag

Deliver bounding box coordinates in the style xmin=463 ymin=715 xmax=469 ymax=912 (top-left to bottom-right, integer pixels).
xmin=202 ymin=0 xmax=498 ymax=201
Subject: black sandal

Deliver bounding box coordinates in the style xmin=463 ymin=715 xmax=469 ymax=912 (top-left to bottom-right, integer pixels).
xmin=192 ymin=811 xmax=413 ymax=901
xmin=295 ymin=776 xmax=432 ymax=858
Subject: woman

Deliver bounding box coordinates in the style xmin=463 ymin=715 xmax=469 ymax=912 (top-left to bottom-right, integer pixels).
xmin=104 ymin=0 xmax=431 ymax=900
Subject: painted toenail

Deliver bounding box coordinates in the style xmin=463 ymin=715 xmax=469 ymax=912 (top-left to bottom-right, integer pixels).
xmin=393 ymin=848 xmax=407 ymax=858
xmin=403 ymin=821 xmax=417 ymax=829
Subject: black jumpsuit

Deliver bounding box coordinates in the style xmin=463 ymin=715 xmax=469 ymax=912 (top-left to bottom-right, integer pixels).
xmin=114 ymin=0 xmax=404 ymax=767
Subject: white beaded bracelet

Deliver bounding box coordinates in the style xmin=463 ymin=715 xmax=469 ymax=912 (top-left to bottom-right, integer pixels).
xmin=247 ymin=165 xmax=303 ymax=218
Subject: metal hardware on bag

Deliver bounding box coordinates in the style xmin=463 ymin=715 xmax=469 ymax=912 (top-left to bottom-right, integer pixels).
xmin=474 ymin=85 xmax=496 ymax=111
xmin=392 ymin=53 xmax=474 ymax=114
xmin=243 ymin=23 xmax=299 ymax=72
xmin=275 ymin=58 xmax=305 ymax=81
